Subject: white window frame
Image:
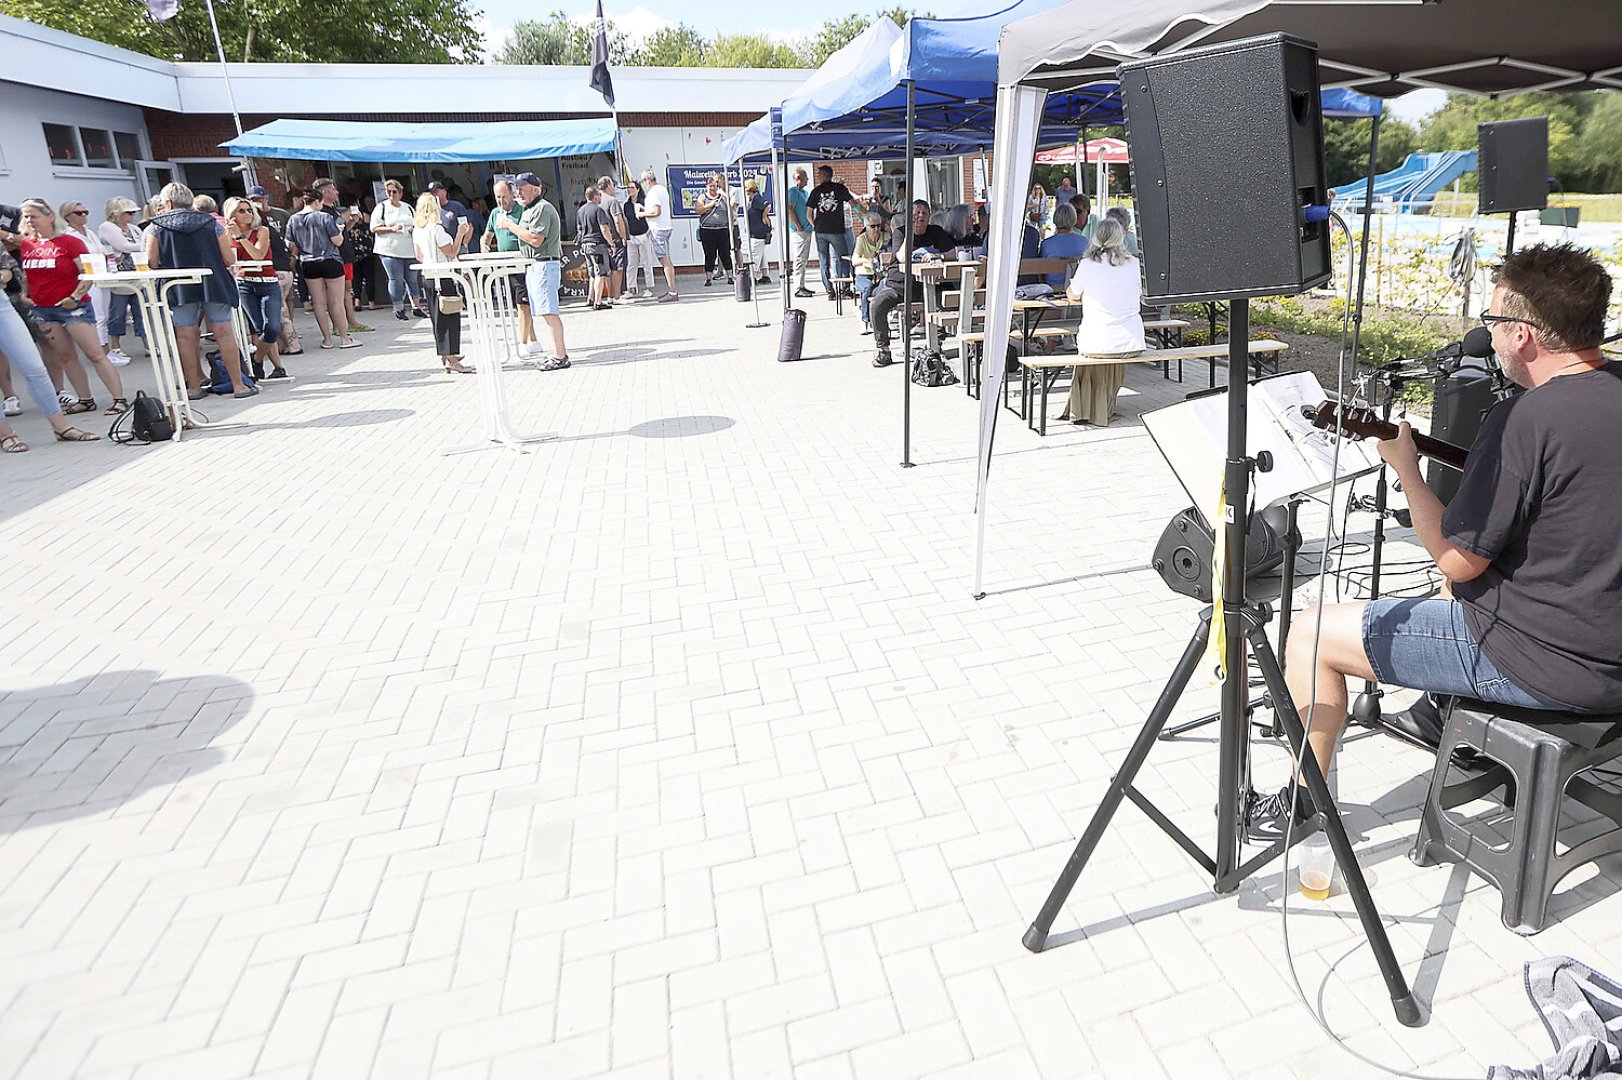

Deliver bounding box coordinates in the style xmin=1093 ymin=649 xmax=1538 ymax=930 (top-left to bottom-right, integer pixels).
xmin=44 ymin=121 xmax=143 ymax=178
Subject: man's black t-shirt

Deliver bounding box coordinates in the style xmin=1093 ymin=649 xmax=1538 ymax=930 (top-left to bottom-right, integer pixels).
xmin=575 ymin=201 xmax=612 ymax=251
xmin=808 ymin=181 xmax=853 ymax=234
xmin=1444 ymin=363 xmax=1622 ymax=712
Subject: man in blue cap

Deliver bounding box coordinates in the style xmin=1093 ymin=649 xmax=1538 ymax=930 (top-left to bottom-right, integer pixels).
xmin=499 ymin=172 xmax=569 ymax=370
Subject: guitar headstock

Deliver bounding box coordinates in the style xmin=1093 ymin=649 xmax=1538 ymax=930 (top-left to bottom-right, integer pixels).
xmin=1309 ymin=399 xmax=1384 ymax=441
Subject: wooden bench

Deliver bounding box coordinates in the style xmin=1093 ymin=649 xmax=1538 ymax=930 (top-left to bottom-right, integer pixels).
xmin=960 ymin=318 xmax=1189 ymax=405
xmin=1021 ymin=340 xmax=1289 ymax=435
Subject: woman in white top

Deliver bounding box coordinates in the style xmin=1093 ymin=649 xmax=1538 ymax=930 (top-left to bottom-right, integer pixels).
xmin=412 ymin=192 xmax=471 ymax=373
xmin=97 ymin=197 xmax=148 ymax=363
xmin=1061 ymin=217 xmax=1145 ymax=426
xmin=371 ymin=180 xmax=426 ymax=320
xmin=58 ymin=199 xmax=115 ymax=356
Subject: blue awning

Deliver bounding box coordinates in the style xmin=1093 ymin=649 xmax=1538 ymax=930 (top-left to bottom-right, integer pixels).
xmin=221 ymin=117 xmax=618 ymax=162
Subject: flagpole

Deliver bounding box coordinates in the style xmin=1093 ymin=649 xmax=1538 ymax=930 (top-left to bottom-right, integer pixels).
xmin=203 ymin=0 xmax=256 ymax=188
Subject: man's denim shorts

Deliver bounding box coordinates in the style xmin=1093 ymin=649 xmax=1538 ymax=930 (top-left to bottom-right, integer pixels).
xmin=1361 ymin=598 xmax=1553 ymax=709
xmin=650 ymin=231 xmax=671 ymax=259
xmin=170 ymin=301 xmax=237 ymax=327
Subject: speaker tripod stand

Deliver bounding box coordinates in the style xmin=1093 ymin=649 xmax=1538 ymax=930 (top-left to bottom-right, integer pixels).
xmin=1022 ymin=299 xmax=1422 ymax=1029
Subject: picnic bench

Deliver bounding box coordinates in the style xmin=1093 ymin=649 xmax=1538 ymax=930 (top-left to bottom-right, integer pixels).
xmin=1019 ymin=340 xmax=1289 ymax=435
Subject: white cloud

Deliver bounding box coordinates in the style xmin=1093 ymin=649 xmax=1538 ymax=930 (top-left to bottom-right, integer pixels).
xmin=604 ymin=6 xmax=674 ymax=43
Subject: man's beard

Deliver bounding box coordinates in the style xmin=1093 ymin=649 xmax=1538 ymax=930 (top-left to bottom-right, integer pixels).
xmin=1497 ymin=347 xmax=1531 ymax=388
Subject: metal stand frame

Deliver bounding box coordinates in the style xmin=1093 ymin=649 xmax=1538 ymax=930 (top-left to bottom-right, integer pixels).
xmin=419 ymin=254 xmax=558 ymax=456
xmin=1022 ymin=302 xmax=1423 ymax=1030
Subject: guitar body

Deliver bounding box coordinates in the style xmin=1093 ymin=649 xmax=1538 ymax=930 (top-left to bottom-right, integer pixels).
xmin=1309 ymin=400 xmax=1470 ymax=472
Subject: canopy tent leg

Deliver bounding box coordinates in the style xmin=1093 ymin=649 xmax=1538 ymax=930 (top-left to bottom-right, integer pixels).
xmin=901 ymin=79 xmax=916 ymax=469
xmin=780 ymin=129 xmax=793 ymax=315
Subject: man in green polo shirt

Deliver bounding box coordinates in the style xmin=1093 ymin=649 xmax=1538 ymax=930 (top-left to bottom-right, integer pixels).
xmin=482 ymin=179 xmax=538 ymax=355
xmin=501 ymin=172 xmax=568 ymax=370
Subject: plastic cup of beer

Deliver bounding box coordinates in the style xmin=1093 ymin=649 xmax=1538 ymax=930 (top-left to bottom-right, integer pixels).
xmin=1297 ymin=832 xmax=1335 ymax=900
xmin=79 ymin=253 xmax=101 ymax=277
xmin=133 ymin=255 xmax=149 ymax=272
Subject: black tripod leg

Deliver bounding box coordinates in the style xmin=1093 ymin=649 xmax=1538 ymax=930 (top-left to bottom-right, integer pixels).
xmin=1246 ymin=627 xmax=1424 ymax=1027
xmin=1024 ymin=614 xmax=1213 ymax=953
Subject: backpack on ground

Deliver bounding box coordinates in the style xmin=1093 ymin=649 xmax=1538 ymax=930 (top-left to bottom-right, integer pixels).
xmin=910 ymin=345 xmax=958 ymax=387
xmin=109 ymin=390 xmax=173 ymax=444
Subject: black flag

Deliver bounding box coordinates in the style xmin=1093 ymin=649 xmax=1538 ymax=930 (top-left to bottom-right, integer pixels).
xmin=588 ymin=0 xmax=616 ymax=109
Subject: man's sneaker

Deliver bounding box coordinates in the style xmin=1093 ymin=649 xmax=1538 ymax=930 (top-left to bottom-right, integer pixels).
xmin=794 ymin=287 xmax=814 ymax=298
xmin=657 ymin=292 xmax=679 ymax=303
xmin=537 ymin=356 xmax=571 ymax=371
xmin=872 ymin=349 xmax=893 ymax=368
xmin=263 ymin=367 xmax=291 ymax=380
xmin=106 ymin=348 xmax=132 ymax=367
xmin=1245 ymin=782 xmax=1317 ymax=841
xmin=755 ymin=276 xmax=770 ymax=285
xmin=517 ymin=341 xmax=543 ymax=359
xmin=57 ymin=390 xmax=77 ymax=407
xmin=2 ymin=396 xmax=19 ymax=416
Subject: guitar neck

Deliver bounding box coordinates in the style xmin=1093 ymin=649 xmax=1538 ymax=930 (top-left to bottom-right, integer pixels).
xmin=1411 ymin=430 xmax=1470 ymax=471
xmin=1310 ymin=400 xmax=1471 ymax=471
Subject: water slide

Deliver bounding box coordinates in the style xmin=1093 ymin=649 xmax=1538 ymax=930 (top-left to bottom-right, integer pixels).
xmin=1331 ymin=150 xmax=1479 ymax=213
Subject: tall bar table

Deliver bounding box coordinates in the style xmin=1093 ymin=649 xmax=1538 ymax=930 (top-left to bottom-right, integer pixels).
xmin=80 ymin=267 xmax=245 ymax=440
xmin=414 ymin=252 xmax=557 ymax=456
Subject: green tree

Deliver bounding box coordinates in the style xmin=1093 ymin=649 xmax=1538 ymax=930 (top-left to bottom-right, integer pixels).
xmin=497 ymin=9 xmax=634 ymax=65
xmin=0 ymin=0 xmax=481 ymax=62
xmin=635 ymin=24 xmax=707 ymax=66
xmin=1416 ymin=92 xmax=1591 ymax=190
xmin=1573 ymin=93 xmax=1622 ymax=193
xmin=706 ymin=32 xmax=803 ymax=69
xmin=1323 ymin=117 xmax=1418 ymax=188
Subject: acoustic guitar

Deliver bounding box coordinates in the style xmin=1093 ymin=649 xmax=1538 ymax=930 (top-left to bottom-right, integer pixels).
xmin=1306 ymin=400 xmax=1470 ymax=472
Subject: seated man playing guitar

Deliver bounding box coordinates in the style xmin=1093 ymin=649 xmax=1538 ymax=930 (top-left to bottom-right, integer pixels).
xmin=1255 ymin=243 xmax=1622 ymax=834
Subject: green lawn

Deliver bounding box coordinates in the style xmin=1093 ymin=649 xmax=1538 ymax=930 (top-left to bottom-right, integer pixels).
xmin=1428 ymin=192 xmax=1622 ymax=222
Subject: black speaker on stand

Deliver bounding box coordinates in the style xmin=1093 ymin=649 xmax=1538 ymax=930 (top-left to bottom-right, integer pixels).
xmin=1478 ymin=117 xmax=1549 ymax=254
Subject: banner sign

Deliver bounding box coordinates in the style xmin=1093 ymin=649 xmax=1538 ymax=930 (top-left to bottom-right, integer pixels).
xmin=667 ymin=164 xmax=775 ymax=218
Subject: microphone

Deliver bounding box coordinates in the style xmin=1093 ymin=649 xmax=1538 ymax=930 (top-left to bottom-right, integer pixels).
xmin=1408 ymin=326 xmax=1493 ymax=368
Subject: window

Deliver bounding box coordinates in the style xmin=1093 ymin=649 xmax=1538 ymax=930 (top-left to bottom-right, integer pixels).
xmin=81 ymin=129 xmax=115 ymax=169
xmin=113 ymin=132 xmax=141 ymax=166
xmin=41 ymin=124 xmax=143 ymax=171
xmin=43 ymin=123 xmax=79 ymax=166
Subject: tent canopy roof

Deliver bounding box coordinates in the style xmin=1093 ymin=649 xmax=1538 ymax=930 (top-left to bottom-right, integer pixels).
xmin=221 ymin=117 xmax=617 ymax=162
xmin=999 ymin=0 xmax=1622 ymax=95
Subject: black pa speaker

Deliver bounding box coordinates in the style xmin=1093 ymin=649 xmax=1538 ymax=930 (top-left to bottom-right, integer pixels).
xmin=1152 ymin=504 xmax=1296 ymax=603
xmin=1119 ymin=33 xmax=1331 ymax=304
xmin=1478 ymin=117 xmax=1549 ymax=215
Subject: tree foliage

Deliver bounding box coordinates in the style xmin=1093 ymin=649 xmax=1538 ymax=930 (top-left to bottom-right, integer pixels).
xmin=1323 ymin=117 xmax=1418 ymax=188
xmin=706 ymin=33 xmax=803 ymax=69
xmin=0 ymin=0 xmax=482 ymax=62
xmin=637 ymin=24 xmax=708 ymax=66
xmin=801 ymin=8 xmax=929 ymax=67
xmin=497 ymin=9 xmax=636 ymax=65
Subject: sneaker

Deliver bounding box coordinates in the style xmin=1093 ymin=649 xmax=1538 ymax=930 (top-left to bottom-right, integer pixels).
xmin=640 ymin=288 xmax=657 ymax=299
xmin=826 ymin=293 xmax=837 ymax=302
xmin=703 ymin=278 xmax=713 ymax=288
xmin=794 ymin=288 xmax=814 ymax=298
xmin=517 ymin=342 xmax=543 ymax=359
xmin=2 ymin=396 xmax=19 ymax=416
xmin=657 ymin=292 xmax=679 ymax=304
xmin=1246 ymin=783 xmax=1317 ymax=842
xmin=58 ymin=389 xmax=77 ymax=407
xmin=263 ymin=367 xmax=291 ymax=380
xmin=106 ymin=348 xmax=132 ymax=367
xmin=872 ymin=349 xmax=893 ymax=368
xmin=394 ymin=309 xmax=409 ymax=321
xmin=252 ymin=359 xmax=267 ymax=382
xmin=756 ymin=276 xmax=770 ymax=286
xmin=537 ymin=356 xmax=571 ymax=371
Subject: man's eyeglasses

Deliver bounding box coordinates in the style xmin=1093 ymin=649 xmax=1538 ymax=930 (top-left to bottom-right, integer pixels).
xmin=1480 ymin=312 xmax=1544 ymax=332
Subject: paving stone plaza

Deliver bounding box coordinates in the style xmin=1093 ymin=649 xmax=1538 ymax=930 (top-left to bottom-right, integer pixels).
xmin=2 ymin=285 xmax=1615 ymax=1078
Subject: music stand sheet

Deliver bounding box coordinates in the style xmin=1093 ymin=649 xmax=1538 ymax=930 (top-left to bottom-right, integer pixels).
xmin=1143 ymin=371 xmax=1381 ymax=514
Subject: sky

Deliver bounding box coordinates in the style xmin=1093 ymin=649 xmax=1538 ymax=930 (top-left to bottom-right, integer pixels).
xmin=473 ymin=1 xmax=1449 ymax=123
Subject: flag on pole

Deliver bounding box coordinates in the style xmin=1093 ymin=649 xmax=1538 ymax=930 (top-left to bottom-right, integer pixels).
xmin=588 ymin=0 xmax=616 ymax=109
xmin=145 ymin=0 xmax=180 ymax=18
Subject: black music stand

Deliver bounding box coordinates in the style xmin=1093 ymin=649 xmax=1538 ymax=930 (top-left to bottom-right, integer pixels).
xmin=1021 ymin=299 xmax=1423 ymax=1029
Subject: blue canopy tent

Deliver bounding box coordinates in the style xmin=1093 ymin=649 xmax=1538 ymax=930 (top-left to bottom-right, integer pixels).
xmin=222 ymin=117 xmax=618 ymax=162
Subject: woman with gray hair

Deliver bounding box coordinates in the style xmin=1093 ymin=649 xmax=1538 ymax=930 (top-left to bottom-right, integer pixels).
xmin=942 ymin=203 xmax=982 ymax=253
xmin=98 ymin=196 xmax=148 ymax=364
xmin=1059 ymin=217 xmax=1144 ymax=426
xmin=1105 ymin=205 xmax=1139 ymax=256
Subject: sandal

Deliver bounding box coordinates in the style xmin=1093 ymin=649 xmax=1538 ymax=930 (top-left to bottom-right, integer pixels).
xmin=1 ymin=434 xmax=27 ymax=453
xmin=64 ymin=398 xmax=97 ymax=414
xmin=54 ymin=426 xmax=98 ymax=442
xmin=104 ymin=398 xmax=130 ymax=416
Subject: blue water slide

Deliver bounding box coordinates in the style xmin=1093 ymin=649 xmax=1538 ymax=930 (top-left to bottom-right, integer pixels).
xmin=1332 ymin=150 xmax=1479 ymax=213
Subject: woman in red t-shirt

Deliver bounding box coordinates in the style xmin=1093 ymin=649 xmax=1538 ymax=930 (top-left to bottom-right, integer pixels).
xmin=15 ymin=199 xmax=126 ymax=414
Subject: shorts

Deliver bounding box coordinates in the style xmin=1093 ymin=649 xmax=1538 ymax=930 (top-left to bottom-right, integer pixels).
xmin=300 ymin=257 xmax=344 ymax=280
xmin=507 ymin=270 xmax=529 ymax=307
xmin=524 ymin=259 xmax=561 ymax=318
xmin=650 ymin=231 xmax=672 ymax=259
xmin=1361 ymin=599 xmax=1554 ymax=710
xmin=583 ymin=249 xmax=609 ymax=277
xmin=170 ymin=300 xmax=238 ymax=327
xmin=342 ymin=262 xmax=354 ymax=282
xmin=610 ymin=247 xmax=627 ymax=271
xmin=30 ymin=302 xmax=95 ymax=326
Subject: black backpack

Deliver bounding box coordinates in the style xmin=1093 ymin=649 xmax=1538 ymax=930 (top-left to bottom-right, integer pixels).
xmin=910 ymin=346 xmax=959 ymax=387
xmin=109 ymin=390 xmax=173 ymax=444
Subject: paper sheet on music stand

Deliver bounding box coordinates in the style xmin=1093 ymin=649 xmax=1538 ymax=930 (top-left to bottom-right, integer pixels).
xmin=1143 ymin=371 xmax=1382 ymax=512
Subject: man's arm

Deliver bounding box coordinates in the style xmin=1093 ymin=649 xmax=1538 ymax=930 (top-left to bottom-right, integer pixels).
xmin=1379 ymin=424 xmax=1492 ymax=583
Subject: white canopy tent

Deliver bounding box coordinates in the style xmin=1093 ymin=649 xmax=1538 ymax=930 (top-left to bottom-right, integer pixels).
xmin=972 ymin=0 xmax=1622 ymax=597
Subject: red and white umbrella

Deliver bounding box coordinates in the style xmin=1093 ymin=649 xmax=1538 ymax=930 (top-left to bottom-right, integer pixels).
xmin=1034 ymin=137 xmax=1130 ymax=165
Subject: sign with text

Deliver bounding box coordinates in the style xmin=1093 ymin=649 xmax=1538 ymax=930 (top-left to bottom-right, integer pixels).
xmin=667 ymin=164 xmax=775 ymax=219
